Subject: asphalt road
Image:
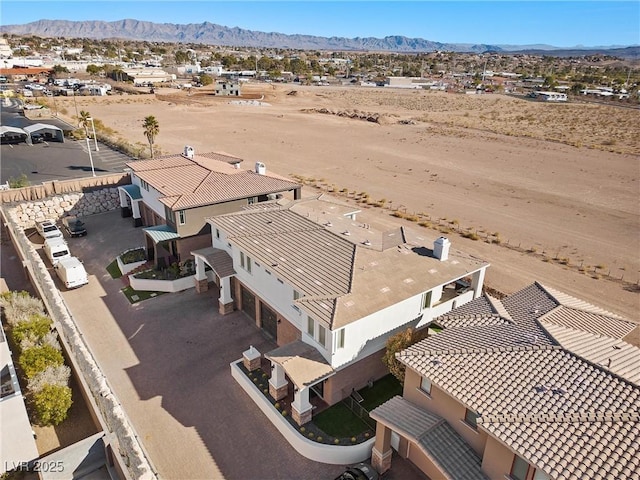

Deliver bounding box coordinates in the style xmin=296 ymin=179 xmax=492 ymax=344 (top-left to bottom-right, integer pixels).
xmin=1 ymin=100 xmax=132 ymax=184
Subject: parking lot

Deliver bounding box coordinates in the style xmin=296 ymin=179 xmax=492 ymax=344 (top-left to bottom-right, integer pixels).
xmin=1 ymin=101 xmax=132 ymax=184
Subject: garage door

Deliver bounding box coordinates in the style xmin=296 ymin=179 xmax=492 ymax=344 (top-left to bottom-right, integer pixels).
xmin=241 ymin=286 xmax=256 ymax=321
xmin=260 ymin=302 xmax=278 ymax=340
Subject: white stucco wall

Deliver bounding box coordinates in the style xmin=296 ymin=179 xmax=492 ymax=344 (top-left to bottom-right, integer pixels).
xmin=132 ymin=174 xmax=166 ymax=220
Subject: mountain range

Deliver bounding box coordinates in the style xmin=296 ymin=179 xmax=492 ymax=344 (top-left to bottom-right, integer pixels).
xmin=1 ymin=19 xmax=638 ymax=58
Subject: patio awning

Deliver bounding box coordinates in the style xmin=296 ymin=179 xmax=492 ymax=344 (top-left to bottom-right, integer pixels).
xmin=118 ymin=184 xmax=143 ymax=201
xmin=143 ymin=224 xmax=180 ymax=244
xmin=266 ymin=340 xmax=334 ymax=389
xmin=191 ymin=246 xmax=236 ymax=278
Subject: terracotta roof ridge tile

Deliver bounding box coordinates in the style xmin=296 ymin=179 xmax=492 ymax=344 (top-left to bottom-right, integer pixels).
xmin=486 ymin=294 xmax=514 ymax=323
xmin=480 ymin=411 xmax=639 ymax=424
xmin=399 ymin=343 xmax=559 ymax=358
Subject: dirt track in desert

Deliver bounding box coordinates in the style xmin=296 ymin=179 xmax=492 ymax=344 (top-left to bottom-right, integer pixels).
xmin=56 ymin=84 xmax=639 ymax=321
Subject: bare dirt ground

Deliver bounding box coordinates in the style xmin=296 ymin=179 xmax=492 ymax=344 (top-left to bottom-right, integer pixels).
xmin=52 ymin=84 xmax=639 ymax=321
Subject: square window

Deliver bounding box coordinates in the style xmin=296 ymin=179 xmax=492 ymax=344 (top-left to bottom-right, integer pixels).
xmin=464 ymin=409 xmax=478 ymax=429
xmin=318 ymin=325 xmax=326 ymax=347
xmin=307 ymin=317 xmax=314 ymax=337
xmin=293 ymin=290 xmax=301 ymax=300
xmin=420 ymin=377 xmax=432 ymax=394
xmin=422 ymin=291 xmax=432 ymax=309
xmin=510 ymin=455 xmax=530 ymax=480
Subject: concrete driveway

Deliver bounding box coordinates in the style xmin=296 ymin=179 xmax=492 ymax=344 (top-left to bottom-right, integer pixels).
xmin=54 ymin=210 xmax=424 ymax=480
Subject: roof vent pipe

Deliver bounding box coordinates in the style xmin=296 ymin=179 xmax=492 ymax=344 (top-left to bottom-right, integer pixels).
xmin=433 ymin=237 xmax=451 ymax=261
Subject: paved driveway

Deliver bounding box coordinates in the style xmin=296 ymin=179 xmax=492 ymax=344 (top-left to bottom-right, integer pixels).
xmin=55 ymin=210 xmax=424 ymax=480
xmin=58 ymin=210 xmax=339 ymax=480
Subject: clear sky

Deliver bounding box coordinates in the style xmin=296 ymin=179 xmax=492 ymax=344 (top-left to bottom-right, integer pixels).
xmin=1 ymin=1 xmax=638 ymax=48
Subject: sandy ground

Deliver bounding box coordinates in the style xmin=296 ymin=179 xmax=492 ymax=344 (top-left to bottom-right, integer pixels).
xmin=51 ymin=84 xmax=639 ymax=320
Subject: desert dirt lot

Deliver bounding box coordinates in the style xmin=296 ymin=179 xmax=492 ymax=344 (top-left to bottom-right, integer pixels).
xmin=53 ymin=84 xmax=639 ymax=321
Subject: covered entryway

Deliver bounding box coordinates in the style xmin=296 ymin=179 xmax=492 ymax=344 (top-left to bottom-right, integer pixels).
xmin=266 ymin=340 xmax=334 ymax=426
xmin=191 ymin=247 xmax=236 ymax=315
xmin=117 ymin=185 xmax=143 ymax=227
xmin=143 ymin=224 xmax=180 ymax=268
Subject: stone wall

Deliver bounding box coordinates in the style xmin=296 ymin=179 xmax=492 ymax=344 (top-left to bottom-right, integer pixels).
xmin=10 ymin=187 xmax=120 ymax=229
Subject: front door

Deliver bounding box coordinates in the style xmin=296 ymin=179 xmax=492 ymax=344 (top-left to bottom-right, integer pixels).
xmin=260 ymin=302 xmax=278 ymax=340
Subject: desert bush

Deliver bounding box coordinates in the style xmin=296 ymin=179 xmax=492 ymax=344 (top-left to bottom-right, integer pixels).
xmin=383 ymin=327 xmax=430 ymax=385
xmin=0 ymin=292 xmax=45 ymax=325
xmin=32 ymin=384 xmax=73 ymax=426
xmin=28 ymin=365 xmax=71 ymax=393
xmin=19 ymin=344 xmax=65 ymax=379
xmin=12 ymin=314 xmax=52 ymax=347
xmin=461 ymin=231 xmax=480 ymax=241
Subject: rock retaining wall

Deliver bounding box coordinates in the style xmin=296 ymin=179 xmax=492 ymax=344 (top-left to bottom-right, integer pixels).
xmin=10 ymin=188 xmax=120 ymax=228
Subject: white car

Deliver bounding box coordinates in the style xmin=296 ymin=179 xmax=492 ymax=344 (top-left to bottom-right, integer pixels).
xmin=35 ymin=219 xmax=63 ymax=240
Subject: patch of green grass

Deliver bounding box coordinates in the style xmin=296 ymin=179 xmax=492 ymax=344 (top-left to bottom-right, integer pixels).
xmin=312 ymin=403 xmax=370 ymax=438
xmin=121 ymin=286 xmax=164 ymax=304
xmin=359 ymin=374 xmax=403 ymax=411
xmin=106 ymin=259 xmax=122 ymax=279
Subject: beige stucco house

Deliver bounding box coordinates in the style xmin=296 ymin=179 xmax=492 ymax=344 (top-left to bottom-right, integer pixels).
xmin=118 ymin=147 xmax=301 ymax=268
xmin=370 ymin=282 xmax=639 ymax=479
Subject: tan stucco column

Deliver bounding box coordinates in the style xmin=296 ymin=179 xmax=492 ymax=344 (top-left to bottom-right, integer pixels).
xmin=372 ymin=422 xmax=393 ymax=474
xmin=268 ymin=363 xmax=288 ymax=401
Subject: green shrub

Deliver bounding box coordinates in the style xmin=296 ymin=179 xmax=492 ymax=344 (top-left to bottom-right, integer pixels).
xmin=32 ymin=384 xmax=72 ymax=426
xmin=12 ymin=314 xmax=52 ymax=348
xmin=19 ymin=345 xmax=64 ymax=379
xmin=119 ymin=247 xmax=146 ymax=265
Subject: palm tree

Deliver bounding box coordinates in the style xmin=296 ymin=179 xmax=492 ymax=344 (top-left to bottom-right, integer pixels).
xmin=79 ymin=110 xmax=91 ymax=135
xmin=142 ymin=116 xmax=159 ymax=158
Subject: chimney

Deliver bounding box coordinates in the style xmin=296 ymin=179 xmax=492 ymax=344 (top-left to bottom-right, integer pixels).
xmin=184 ymin=145 xmax=195 ymax=159
xmin=433 ymin=237 xmax=451 ymax=261
xmin=255 ymin=162 xmax=266 ymax=175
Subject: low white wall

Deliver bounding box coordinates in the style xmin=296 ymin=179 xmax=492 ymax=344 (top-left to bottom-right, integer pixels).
xmin=129 ymin=274 xmax=195 ymax=293
xmin=117 ymin=256 xmax=147 ymax=275
xmin=230 ymin=360 xmax=375 ymax=465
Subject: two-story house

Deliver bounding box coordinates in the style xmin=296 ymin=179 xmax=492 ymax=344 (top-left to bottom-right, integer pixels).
xmin=370 ymin=282 xmax=639 ymax=479
xmin=195 ymin=195 xmax=489 ymax=426
xmin=117 ymin=146 xmax=301 ymax=268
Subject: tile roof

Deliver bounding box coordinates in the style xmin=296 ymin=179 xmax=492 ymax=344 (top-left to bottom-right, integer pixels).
xmin=539 ymin=305 xmax=637 ymax=340
xmin=398 ymin=283 xmax=640 ymax=480
xmin=480 ymin=419 xmax=640 ymax=480
xmin=433 ymin=296 xmax=509 ymax=329
xmin=126 ymin=152 xmax=300 ymax=210
xmin=210 ymin=197 xmax=488 ymax=328
xmin=265 ymin=340 xmax=334 ymax=388
xmin=541 ymin=323 xmax=640 ymax=384
xmin=191 ymin=247 xmax=236 ymax=278
xmin=370 ymin=396 xmax=487 ymax=480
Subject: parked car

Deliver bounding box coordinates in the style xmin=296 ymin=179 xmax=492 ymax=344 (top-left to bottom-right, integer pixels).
xmin=54 ymin=256 xmax=88 ymax=289
xmin=35 ymin=220 xmax=63 ymax=240
xmin=43 ymin=237 xmax=71 ymax=266
xmin=62 ymin=215 xmax=87 ymax=237
xmin=334 ymin=463 xmax=379 ymax=480
xmin=31 ymin=133 xmax=44 ymax=143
